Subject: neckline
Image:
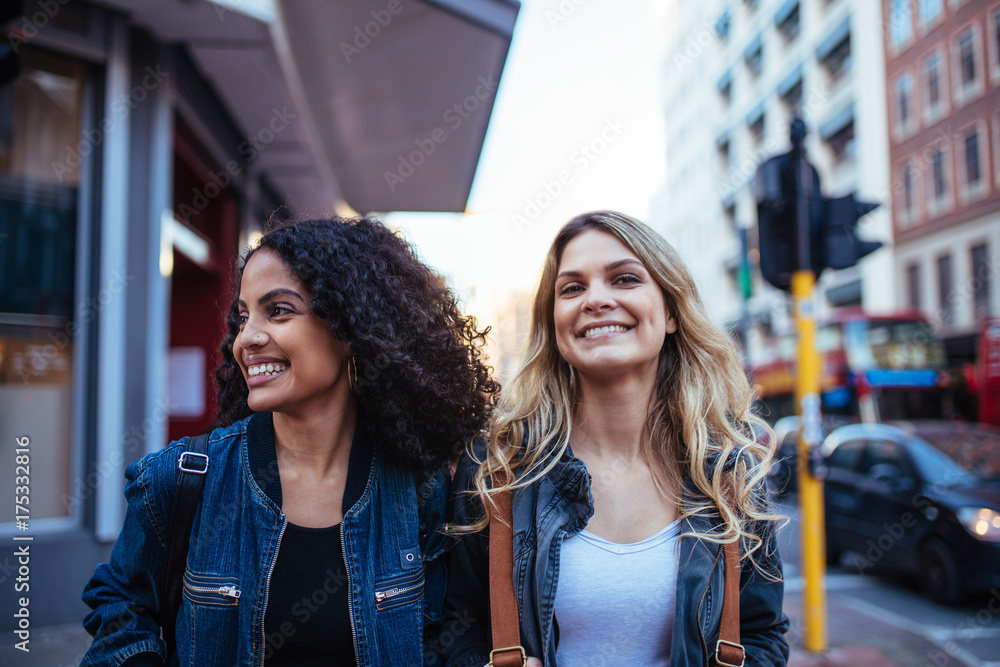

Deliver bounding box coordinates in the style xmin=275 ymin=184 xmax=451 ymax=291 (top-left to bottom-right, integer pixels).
xmin=576 ymin=518 xmax=682 ymax=554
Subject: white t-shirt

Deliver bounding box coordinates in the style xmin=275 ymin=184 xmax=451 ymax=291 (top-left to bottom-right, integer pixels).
xmin=553 ymin=519 xmax=682 ymax=666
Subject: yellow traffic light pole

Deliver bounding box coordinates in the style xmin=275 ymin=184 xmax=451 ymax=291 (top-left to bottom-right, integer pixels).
xmin=793 ymin=269 xmax=827 ymax=652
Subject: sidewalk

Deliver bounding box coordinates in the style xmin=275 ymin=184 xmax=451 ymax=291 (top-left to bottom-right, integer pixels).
xmin=784 ymin=593 xmax=969 ymax=667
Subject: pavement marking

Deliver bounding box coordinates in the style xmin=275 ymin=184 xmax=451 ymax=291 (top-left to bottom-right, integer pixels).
xmin=836 ymin=596 xmax=999 ymax=667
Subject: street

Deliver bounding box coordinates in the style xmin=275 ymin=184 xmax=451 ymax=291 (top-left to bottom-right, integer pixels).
xmin=776 ymin=497 xmax=1000 ymax=667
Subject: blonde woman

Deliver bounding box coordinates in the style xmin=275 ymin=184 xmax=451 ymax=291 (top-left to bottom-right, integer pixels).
xmin=444 ymin=211 xmax=788 ymax=666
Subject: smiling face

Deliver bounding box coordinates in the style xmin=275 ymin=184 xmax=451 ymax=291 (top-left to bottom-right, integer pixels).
xmin=233 ymin=249 xmax=351 ymax=417
xmin=553 ymin=229 xmax=676 ymax=381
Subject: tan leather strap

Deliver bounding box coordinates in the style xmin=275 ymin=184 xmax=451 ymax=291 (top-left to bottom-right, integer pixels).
xmin=488 ymin=478 xmax=525 ymax=667
xmin=715 ymin=540 xmax=745 ymax=667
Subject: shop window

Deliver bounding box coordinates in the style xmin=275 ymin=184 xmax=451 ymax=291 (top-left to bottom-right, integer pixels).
xmin=0 ymin=46 xmax=88 ymax=525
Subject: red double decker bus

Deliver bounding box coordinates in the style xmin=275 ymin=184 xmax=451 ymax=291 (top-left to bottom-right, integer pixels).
xmin=751 ymin=308 xmax=948 ymax=421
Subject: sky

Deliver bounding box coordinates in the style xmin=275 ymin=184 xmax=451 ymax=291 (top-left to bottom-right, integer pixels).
xmin=388 ymin=0 xmax=666 ymax=300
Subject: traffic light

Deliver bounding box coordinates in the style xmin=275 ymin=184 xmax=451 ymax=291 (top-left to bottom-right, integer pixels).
xmin=814 ymin=194 xmax=881 ymax=272
xmin=0 ymin=2 xmax=23 ymax=87
xmin=753 ymin=118 xmax=882 ymax=291
xmin=754 ymin=151 xmax=820 ymax=291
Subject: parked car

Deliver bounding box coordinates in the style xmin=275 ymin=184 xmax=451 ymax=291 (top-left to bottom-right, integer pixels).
xmin=767 ymin=415 xmax=853 ymax=497
xmin=820 ymin=422 xmax=1000 ymax=604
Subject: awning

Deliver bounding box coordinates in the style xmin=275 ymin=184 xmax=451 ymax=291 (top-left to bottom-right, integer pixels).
xmin=100 ymin=0 xmax=518 ymax=215
xmin=274 ymin=0 xmax=518 ymax=213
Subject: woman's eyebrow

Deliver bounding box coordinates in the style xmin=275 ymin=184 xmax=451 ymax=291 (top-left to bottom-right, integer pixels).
xmin=556 ymin=258 xmax=644 ymax=281
xmin=235 ymin=289 xmax=305 ymax=309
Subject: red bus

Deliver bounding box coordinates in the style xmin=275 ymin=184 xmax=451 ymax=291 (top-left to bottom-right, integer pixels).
xmin=751 ymin=308 xmax=948 ymax=421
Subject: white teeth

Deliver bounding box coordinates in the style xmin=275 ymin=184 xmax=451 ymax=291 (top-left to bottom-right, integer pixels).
xmin=248 ymin=363 xmax=286 ymax=377
xmin=583 ymin=325 xmax=628 ymax=338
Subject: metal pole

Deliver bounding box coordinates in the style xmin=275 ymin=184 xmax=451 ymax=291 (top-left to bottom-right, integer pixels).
xmin=791 ymin=118 xmax=827 ymax=653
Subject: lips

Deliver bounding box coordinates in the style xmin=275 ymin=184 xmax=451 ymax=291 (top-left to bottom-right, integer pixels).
xmin=243 ymin=356 xmax=288 ymax=386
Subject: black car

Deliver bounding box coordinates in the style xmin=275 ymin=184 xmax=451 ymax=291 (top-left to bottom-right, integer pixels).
xmin=766 ymin=415 xmax=853 ymax=497
xmin=821 ymin=422 xmax=1000 ymax=604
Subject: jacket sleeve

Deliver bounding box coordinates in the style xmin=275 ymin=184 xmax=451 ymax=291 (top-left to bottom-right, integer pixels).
xmin=438 ymin=452 xmax=493 ymax=667
xmin=81 ymin=445 xmax=183 ymax=666
xmin=737 ymin=518 xmax=791 ymax=666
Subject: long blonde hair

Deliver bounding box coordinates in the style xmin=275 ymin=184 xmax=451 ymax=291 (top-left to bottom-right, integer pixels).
xmin=467 ymin=211 xmax=781 ymax=565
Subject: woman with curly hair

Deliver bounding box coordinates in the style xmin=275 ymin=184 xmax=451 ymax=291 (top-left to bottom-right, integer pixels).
xmin=444 ymin=211 xmax=788 ymax=666
xmin=82 ymin=217 xmax=498 ymax=666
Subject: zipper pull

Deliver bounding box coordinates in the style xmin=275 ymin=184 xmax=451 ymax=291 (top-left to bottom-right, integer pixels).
xmin=219 ymin=585 xmax=241 ymax=599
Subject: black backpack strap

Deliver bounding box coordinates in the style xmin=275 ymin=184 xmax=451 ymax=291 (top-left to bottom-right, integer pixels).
xmin=161 ymin=434 xmax=211 ymax=659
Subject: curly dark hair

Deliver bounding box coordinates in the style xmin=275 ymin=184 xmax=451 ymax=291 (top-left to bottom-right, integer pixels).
xmin=213 ymin=216 xmax=499 ymax=470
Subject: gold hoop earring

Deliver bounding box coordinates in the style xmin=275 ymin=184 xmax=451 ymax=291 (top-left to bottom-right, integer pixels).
xmin=348 ymin=356 xmax=358 ymax=392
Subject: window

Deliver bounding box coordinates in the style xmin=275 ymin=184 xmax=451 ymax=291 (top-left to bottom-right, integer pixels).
xmin=962 ymin=127 xmax=983 ymax=196
xmin=993 ymin=9 xmax=1000 ymax=79
xmin=744 ymin=36 xmax=763 ymax=76
xmin=907 ymin=263 xmax=922 ymax=310
xmin=817 ymin=20 xmax=851 ymax=80
xmin=953 ymin=26 xmax=983 ymax=103
xmin=894 ymin=73 xmax=915 ymax=136
xmin=717 ymin=134 xmax=731 ymax=170
xmin=919 ymin=0 xmax=943 ymax=28
xmin=776 ymin=0 xmax=800 ymax=41
xmin=972 ymin=244 xmax=990 ymax=318
xmin=958 ymin=29 xmax=976 ymax=85
xmin=900 ymin=162 xmax=918 ymax=225
xmin=718 ymin=71 xmax=732 ymax=105
xmin=890 ymin=0 xmax=913 ymax=48
xmin=827 ymin=439 xmax=865 ymax=471
xmin=925 ymin=52 xmax=944 ymax=111
xmin=938 ymin=253 xmax=954 ymax=325
xmin=0 ymin=47 xmax=88 ymax=525
xmin=749 ymin=113 xmax=765 ymax=144
xmin=778 ymin=66 xmax=803 ymax=110
xmin=927 ymin=145 xmax=950 ymax=214
xmin=820 ymin=104 xmax=855 ymax=162
xmin=716 ymin=8 xmax=731 ymax=41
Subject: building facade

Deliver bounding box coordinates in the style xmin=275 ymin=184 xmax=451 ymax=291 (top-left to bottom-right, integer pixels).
xmin=653 ymin=0 xmax=893 ymax=367
xmin=883 ymin=0 xmax=1000 ymax=369
xmin=0 ymin=0 xmax=516 ymax=632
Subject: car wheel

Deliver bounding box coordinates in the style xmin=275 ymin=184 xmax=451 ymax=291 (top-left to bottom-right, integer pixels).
xmin=919 ymin=539 xmax=962 ymax=605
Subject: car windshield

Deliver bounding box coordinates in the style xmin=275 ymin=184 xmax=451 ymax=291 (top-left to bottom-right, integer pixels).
xmin=914 ymin=427 xmax=1000 ymax=480
xmin=907 ymin=436 xmax=976 ymax=486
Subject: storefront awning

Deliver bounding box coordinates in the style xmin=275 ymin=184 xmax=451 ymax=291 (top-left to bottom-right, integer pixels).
xmin=97 ymin=0 xmax=518 ymax=215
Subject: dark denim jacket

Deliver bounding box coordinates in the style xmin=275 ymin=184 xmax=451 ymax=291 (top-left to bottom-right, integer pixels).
xmin=443 ymin=446 xmax=789 ymax=667
xmin=82 ymin=412 xmax=450 ymax=666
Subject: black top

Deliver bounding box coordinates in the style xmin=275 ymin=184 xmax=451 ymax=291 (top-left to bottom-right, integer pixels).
xmin=250 ymin=412 xmax=371 ymax=665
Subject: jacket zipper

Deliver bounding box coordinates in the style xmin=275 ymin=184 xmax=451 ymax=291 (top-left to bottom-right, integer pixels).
xmin=259 ymin=518 xmax=287 ymax=667
xmin=185 ymin=583 xmax=241 ymax=599
xmin=697 ymin=545 xmax=724 ymax=667
xmin=374 ymin=581 xmax=422 ymax=604
xmin=343 ymin=521 xmax=361 ymax=667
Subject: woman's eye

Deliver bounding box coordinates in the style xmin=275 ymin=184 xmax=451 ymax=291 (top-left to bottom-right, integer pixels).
xmin=238 ymin=313 xmax=248 ymax=326
xmin=614 ymin=274 xmax=641 ymax=285
xmin=559 ymin=284 xmax=583 ymax=296
xmin=268 ymin=304 xmax=293 ymax=317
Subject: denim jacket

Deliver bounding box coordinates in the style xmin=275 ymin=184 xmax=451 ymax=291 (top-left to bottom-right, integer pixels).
xmin=443 ymin=446 xmax=789 ymax=667
xmin=82 ymin=412 xmax=450 ymax=666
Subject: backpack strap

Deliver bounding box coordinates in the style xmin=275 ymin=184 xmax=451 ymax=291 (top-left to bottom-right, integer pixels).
xmin=488 ymin=474 xmax=526 ymax=667
xmin=161 ymin=434 xmax=211 ymax=659
xmin=715 ymin=540 xmax=745 ymax=666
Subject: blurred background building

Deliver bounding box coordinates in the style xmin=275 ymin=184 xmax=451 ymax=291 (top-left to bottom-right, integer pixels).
xmin=883 ymin=0 xmax=1000 ymax=369
xmin=0 ymin=0 xmax=517 ymax=629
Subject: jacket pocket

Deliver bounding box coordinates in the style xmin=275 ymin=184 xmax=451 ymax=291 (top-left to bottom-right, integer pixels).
xmin=374 ymin=568 xmax=424 ymax=612
xmin=182 ymin=570 xmax=241 ymax=607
